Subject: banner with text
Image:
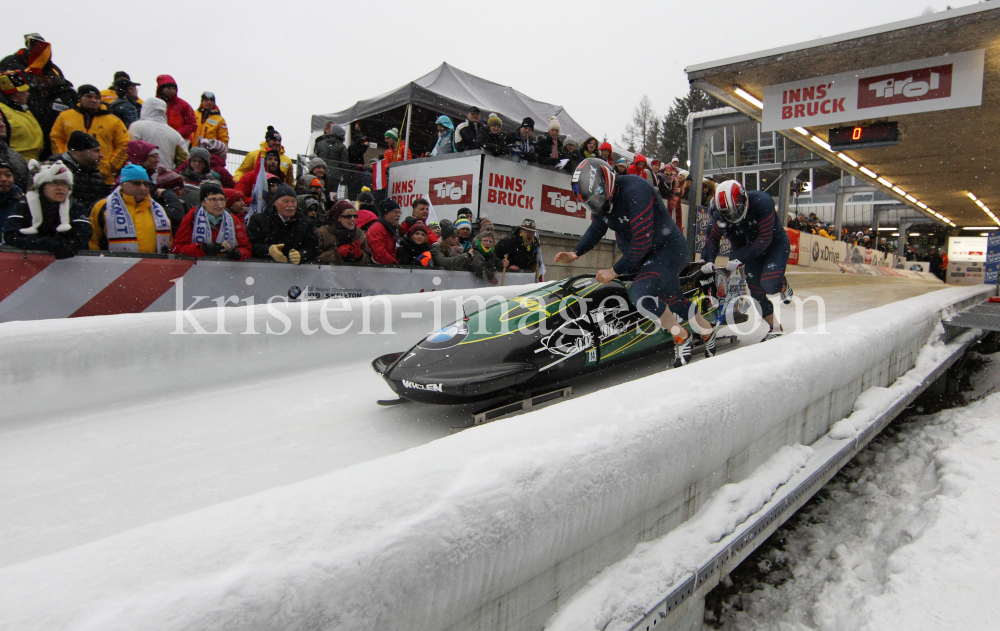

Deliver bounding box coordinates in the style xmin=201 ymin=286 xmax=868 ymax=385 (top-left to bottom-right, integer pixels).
xmin=386 ymin=154 xmax=483 ymax=216
xmin=479 ymin=156 xmax=595 ymax=235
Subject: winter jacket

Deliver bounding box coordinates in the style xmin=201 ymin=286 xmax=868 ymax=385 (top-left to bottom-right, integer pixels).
xmin=431 ymin=116 xmax=456 ymax=156
xmin=171 ymin=208 xmax=251 ymax=261
xmin=316 ymin=224 xmax=372 ymax=265
xmin=128 ymin=98 xmax=189 ymax=169
xmin=562 ymin=147 xmax=583 ymax=173
xmin=0 ymin=47 xmax=65 ymax=80
xmin=0 ymin=97 xmax=44 ymax=161
xmin=478 ymin=128 xmax=509 ymax=158
xmin=3 ymin=195 xmax=91 ymax=253
xmin=534 ymin=135 xmax=563 ymax=166
xmin=155 ymin=75 xmax=197 ymax=139
xmin=152 ymin=188 xmax=187 ymax=232
xmin=245 ymin=205 xmax=318 ymax=262
xmin=89 ymin=192 xmax=171 ymax=253
xmin=315 ymin=133 xmax=349 ymax=165
xmin=454 ymin=118 xmax=483 ymax=152
xmin=494 ymin=230 xmax=540 ymax=272
xmin=506 ymin=132 xmax=537 ymax=163
xmin=174 ymin=154 xmax=235 ymax=189
xmin=49 ymin=104 xmax=130 ymax=185
xmin=357 ymin=207 xmax=378 ymax=231
xmin=470 ymin=240 xmax=499 ymax=280
xmin=108 ymin=96 xmax=141 ymax=128
xmin=54 ymin=151 xmax=110 ymax=213
xmin=234 ymin=141 xmax=294 ymax=185
xmin=348 ymin=136 xmax=368 ymax=166
xmin=191 ymin=107 xmax=228 ymax=147
xmin=399 ymin=215 xmax=439 ymax=243
xmin=0 ymin=139 xmax=29 ymax=191
xmin=0 ymin=186 xmax=24 ymax=238
xmin=395 ymin=234 xmax=433 ymax=266
xmin=626 ymin=155 xmax=657 ymax=187
xmin=25 ymin=81 xmax=78 ymax=157
xmin=366 ymin=217 xmax=398 ymax=264
xmin=429 ymin=240 xmax=472 ymax=271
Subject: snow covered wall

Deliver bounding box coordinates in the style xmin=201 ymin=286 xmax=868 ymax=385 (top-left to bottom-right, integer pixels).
xmin=0 ymin=285 xmax=990 ymax=631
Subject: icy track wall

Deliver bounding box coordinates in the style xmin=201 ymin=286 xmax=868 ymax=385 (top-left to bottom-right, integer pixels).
xmin=0 ymin=284 xmax=536 ymax=424
xmin=0 ymin=286 xmax=991 ymax=631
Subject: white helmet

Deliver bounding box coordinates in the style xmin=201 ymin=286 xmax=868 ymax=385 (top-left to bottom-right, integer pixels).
xmin=714 ymin=180 xmax=748 ymax=224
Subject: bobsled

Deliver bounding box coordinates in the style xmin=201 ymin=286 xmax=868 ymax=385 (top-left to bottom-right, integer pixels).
xmin=372 ymin=264 xmax=749 ymax=405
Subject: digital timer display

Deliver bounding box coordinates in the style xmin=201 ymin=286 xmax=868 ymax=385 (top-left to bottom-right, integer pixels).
xmin=828 ymin=122 xmax=899 ymax=150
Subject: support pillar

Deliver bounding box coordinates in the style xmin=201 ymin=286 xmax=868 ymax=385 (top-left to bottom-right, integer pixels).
xmin=685 ymin=129 xmax=709 ymax=261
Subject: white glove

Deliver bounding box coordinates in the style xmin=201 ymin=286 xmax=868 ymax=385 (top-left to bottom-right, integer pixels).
xmin=700 ymin=261 xmax=715 ymax=274
xmin=726 ymin=259 xmax=742 ymax=272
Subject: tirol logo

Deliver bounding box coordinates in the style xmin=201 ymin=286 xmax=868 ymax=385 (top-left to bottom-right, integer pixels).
xmin=858 ymin=64 xmax=952 ymax=109
xmin=811 ymin=241 xmax=841 ymax=264
xmin=429 ymin=174 xmax=473 ymax=205
xmin=540 ymin=184 xmax=586 ymax=218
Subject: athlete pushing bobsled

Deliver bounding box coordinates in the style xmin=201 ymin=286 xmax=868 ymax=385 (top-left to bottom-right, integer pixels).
xmin=699 ymin=180 xmax=793 ymax=342
xmin=554 ymin=158 xmax=716 ymax=367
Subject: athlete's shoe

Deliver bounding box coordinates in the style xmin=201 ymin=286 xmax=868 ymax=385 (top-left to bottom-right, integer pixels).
xmin=780 ymin=278 xmax=794 ymax=304
xmin=762 ymin=325 xmax=784 ymax=342
xmin=703 ymin=324 xmax=720 ymax=358
xmin=673 ymin=334 xmax=692 ymax=367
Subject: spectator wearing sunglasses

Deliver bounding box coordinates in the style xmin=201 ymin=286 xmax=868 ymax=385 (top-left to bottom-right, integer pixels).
xmin=316 ymin=199 xmax=371 ymax=265
xmin=234 ymin=125 xmax=293 ymax=185
xmin=191 ymin=91 xmax=228 ymax=149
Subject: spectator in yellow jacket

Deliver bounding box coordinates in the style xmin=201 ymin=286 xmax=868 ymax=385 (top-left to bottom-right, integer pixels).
xmin=191 ymin=92 xmax=228 ymax=148
xmin=49 ymin=85 xmax=129 ymax=185
xmin=0 ymin=70 xmax=44 ymax=161
xmin=89 ymin=164 xmax=172 ymax=253
xmin=234 ymin=126 xmax=293 ymax=184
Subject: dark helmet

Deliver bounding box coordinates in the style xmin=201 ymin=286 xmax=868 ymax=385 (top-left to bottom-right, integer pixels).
xmin=572 ymin=158 xmax=615 ymax=217
xmin=713 ymin=180 xmax=747 ymax=224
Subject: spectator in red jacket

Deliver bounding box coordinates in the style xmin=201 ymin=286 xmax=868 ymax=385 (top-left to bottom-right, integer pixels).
xmin=399 ymin=197 xmax=439 ymax=243
xmin=171 ymin=181 xmax=250 ymax=260
xmin=599 ymin=141 xmax=613 ymax=162
xmin=367 ymin=198 xmax=402 ymax=264
xmin=627 ymin=154 xmax=657 ymax=187
xmin=155 ymin=75 xmax=196 ymax=139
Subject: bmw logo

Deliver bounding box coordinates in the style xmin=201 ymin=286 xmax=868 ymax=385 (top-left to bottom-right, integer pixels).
xmin=288 ymin=286 xmax=302 ymax=300
xmin=419 ymin=321 xmax=469 ymax=350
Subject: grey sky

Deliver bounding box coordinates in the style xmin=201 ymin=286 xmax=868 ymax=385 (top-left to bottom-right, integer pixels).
xmin=5 ymin=0 xmax=972 ymax=156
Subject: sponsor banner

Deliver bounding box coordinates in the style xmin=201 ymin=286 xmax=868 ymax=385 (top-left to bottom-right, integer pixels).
xmin=948 ymin=235 xmax=988 ymax=262
xmin=985 ymin=231 xmax=1000 ymax=284
xmin=479 ymin=156 xmax=594 ymax=235
xmin=387 ymin=154 xmax=483 ymax=216
xmin=761 ymin=49 xmax=985 ymax=131
xmin=787 ymin=229 xmax=800 ymax=265
xmin=796 ymin=232 xmax=811 ymax=268
xmin=947 ymin=261 xmax=986 ymax=286
xmin=808 ymin=236 xmax=846 ymax=271
xmin=0 ymin=253 xmax=535 ymax=323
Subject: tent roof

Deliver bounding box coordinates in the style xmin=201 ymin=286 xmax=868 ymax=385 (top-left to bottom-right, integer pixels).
xmin=311 ymin=63 xmax=595 ymax=141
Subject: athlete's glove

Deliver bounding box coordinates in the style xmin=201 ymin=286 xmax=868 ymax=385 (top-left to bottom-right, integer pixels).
xmin=726 ymin=259 xmax=742 ymax=271
xmin=700 ymin=261 xmax=715 ymax=274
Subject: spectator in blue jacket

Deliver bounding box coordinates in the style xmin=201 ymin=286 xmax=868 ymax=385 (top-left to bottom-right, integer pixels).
xmin=454 ymin=106 xmax=483 ymax=152
xmin=431 ymin=115 xmax=456 ymax=156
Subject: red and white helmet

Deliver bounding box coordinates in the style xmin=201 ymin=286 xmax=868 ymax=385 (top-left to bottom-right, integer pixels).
xmin=714 ymin=180 xmax=748 ymax=224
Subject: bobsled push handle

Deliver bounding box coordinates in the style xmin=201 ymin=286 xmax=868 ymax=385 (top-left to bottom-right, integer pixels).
xmin=560 ymin=273 xmax=637 ymax=290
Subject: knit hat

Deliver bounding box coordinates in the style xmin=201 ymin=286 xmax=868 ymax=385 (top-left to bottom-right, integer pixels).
xmin=520 ymin=117 xmax=534 ymax=130
xmin=487 ymin=113 xmax=502 ymax=127
xmin=201 ymin=138 xmax=227 ymax=157
xmin=119 ymin=163 xmax=149 ymax=183
xmin=21 ymin=160 xmax=73 ymax=235
xmin=456 ymin=207 xmax=473 ymax=220
xmin=126 ymin=139 xmax=158 ymax=165
xmin=357 ymin=191 xmax=375 ymax=205
xmin=599 ymin=141 xmax=612 ymax=153
xmin=77 ymin=84 xmax=101 ymax=98
xmin=156 ymin=168 xmax=184 ymax=191
xmin=307 ymin=156 xmax=326 ymax=172
xmin=0 ymin=70 xmax=30 ymax=95
xmin=478 ymin=223 xmax=495 ymax=237
xmin=439 ymin=219 xmax=457 ymax=240
xmin=199 ymin=180 xmax=225 ymax=201
xmin=455 ymin=217 xmax=472 ymax=232
xmin=547 ymin=116 xmax=561 ymax=132
xmin=671 ymin=156 xmax=680 ymax=163
xmin=273 ymin=183 xmax=296 ymax=201
xmin=67 ymin=130 xmax=100 ymax=151
xmin=265 ymin=126 xmax=281 ymax=142
xmin=188 ymin=147 xmax=211 ymax=165
xmin=224 ymin=188 xmax=246 ymax=208
xmin=409 ymin=221 xmax=429 ymax=236
xmin=616 ymin=158 xmax=627 ymax=165
xmin=377 ymin=198 xmax=401 ymax=216
xmin=325 ymin=199 xmax=356 ymax=225
xmin=384 ymin=128 xmax=400 ymax=141
xmin=563 ymin=135 xmax=576 ymax=147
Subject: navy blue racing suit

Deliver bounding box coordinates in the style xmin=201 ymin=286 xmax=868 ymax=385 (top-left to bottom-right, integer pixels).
xmin=701 ymin=190 xmax=789 ymax=318
xmin=573 ymin=175 xmax=690 ymax=320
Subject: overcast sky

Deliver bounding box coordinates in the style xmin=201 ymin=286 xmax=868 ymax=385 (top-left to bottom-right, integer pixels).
xmin=5 ymin=0 xmax=974 ymax=156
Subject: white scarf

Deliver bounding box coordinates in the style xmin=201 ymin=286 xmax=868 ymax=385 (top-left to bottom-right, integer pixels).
xmin=20 ymin=191 xmax=71 ymax=235
xmin=105 ymin=187 xmax=171 ymax=253
xmin=191 ymin=207 xmax=236 ymax=246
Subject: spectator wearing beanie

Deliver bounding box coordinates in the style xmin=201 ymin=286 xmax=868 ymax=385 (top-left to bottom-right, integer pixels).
xmin=382 ymin=127 xmax=412 ymax=164
xmin=0 ymin=70 xmax=44 ymax=161
xmin=177 ymin=146 xmax=220 ymax=208
xmin=89 ymin=164 xmax=171 ymax=252
xmin=454 ymin=217 xmax=474 ymax=252
xmin=154 ymin=75 xmax=196 ymax=139
xmin=198 ymin=138 xmax=235 ymax=187
xmin=470 ymin=224 xmax=500 ymax=283
xmin=50 ymin=84 xmax=129 ymax=186
xmin=507 ymin=117 xmax=537 ymax=164
xmin=355 ymin=190 xmax=379 ymax=231
xmin=599 ymin=141 xmax=613 ymax=162
xmin=191 ymin=91 xmax=228 ymax=148
xmin=171 ymin=181 xmax=251 ymax=261
xmin=127 ymin=139 xmax=159 ymax=173
xmin=234 ymin=126 xmax=294 ymax=184
xmin=245 ymin=183 xmax=317 ymax=264
xmin=367 ymin=198 xmax=402 ymax=264
xmin=430 ymin=219 xmax=473 ymax=270
xmin=224 ymin=188 xmax=248 ymax=219
xmin=305 ymin=156 xmax=337 ymax=206
xmin=396 ymin=220 xmax=433 ymax=267
xmin=316 ymin=199 xmax=371 ymax=265
xmin=107 ymin=76 xmax=142 ymax=128
xmin=150 ymin=166 xmax=187 ymax=232
xmin=562 ymin=136 xmax=582 ymax=172
xmin=535 ymin=116 xmax=563 ymax=166
xmin=478 ymin=113 xmax=509 ymax=158
xmin=54 ymin=131 xmax=111 ymax=212
xmin=3 ymin=159 xmax=91 ymax=258
xmin=128 ymin=97 xmax=188 ymax=169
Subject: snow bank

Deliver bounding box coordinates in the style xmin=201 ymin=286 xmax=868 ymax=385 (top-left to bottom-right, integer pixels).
xmin=0 ymin=285 xmax=989 ymax=631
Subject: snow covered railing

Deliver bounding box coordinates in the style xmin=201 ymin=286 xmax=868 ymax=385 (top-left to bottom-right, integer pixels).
xmin=0 ymin=285 xmax=992 ymax=631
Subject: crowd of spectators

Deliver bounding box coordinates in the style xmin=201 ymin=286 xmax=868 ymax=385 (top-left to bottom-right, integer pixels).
xmin=785 ymin=210 xmax=916 ymax=258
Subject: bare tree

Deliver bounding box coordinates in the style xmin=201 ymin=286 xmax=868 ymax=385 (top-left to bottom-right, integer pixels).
xmin=622 ymin=95 xmax=660 ymax=157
